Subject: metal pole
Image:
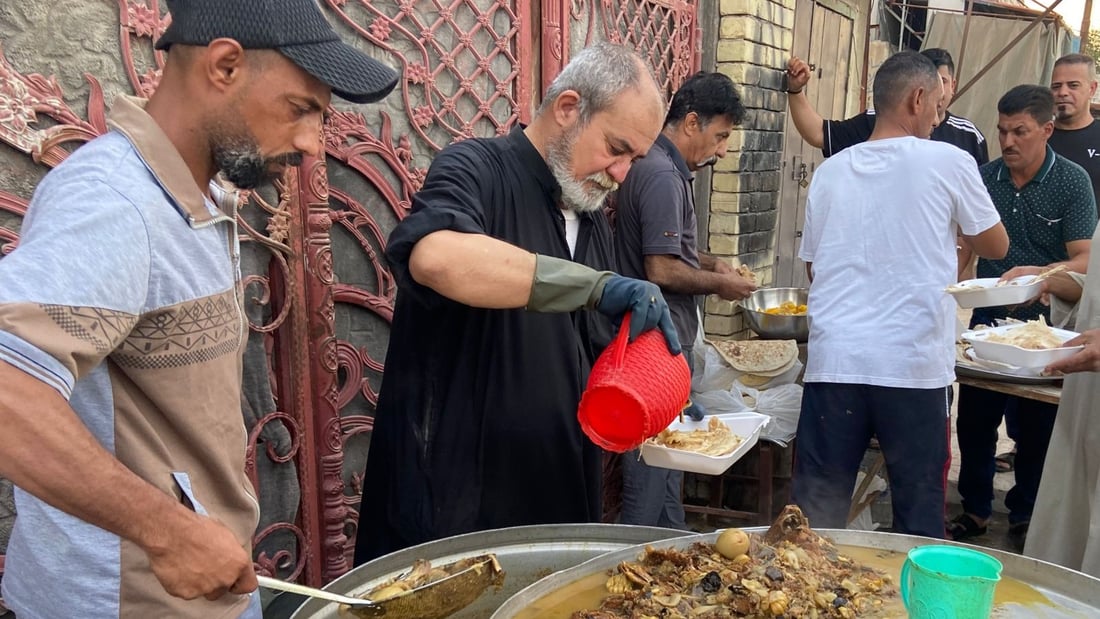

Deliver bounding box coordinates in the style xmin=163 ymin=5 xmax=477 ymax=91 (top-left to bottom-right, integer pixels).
xmin=1082 ymin=0 xmax=1094 ymax=49
xmin=954 ymin=0 xmax=1066 ymax=101
xmin=861 ymin=0 xmax=874 ymax=110
xmin=883 ymin=1 xmax=927 ymax=47
xmin=955 ymin=0 xmax=976 ymax=90
xmin=900 ymin=0 xmax=910 ymax=48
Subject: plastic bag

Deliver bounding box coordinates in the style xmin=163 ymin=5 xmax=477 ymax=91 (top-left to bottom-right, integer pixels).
xmin=689 ymin=320 xmax=750 ymax=415
xmin=753 ymin=383 xmax=803 ymax=446
xmin=691 ymin=384 xmax=751 ymax=415
xmin=692 ymin=344 xmax=739 ymax=393
xmin=847 ymin=471 xmax=888 ymax=531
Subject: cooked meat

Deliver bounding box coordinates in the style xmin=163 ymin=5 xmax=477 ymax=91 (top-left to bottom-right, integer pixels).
xmin=573 ymin=505 xmax=896 ymax=618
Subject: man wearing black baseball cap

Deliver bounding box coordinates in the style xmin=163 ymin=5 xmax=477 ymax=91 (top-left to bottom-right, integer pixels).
xmin=0 ymin=1 xmax=395 ymax=617
xmin=155 ymin=0 xmax=398 ymax=105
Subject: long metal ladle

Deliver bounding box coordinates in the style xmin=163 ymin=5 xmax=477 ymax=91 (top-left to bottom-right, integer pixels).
xmin=257 ymin=575 xmax=385 ymax=616
xmin=258 ymin=554 xmax=503 ymax=619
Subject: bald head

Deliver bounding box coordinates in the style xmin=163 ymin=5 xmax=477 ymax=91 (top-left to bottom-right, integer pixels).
xmin=538 ymin=42 xmax=664 ymax=125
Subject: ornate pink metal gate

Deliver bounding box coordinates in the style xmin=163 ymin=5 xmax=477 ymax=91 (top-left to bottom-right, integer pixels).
xmin=0 ymin=0 xmax=698 ymax=594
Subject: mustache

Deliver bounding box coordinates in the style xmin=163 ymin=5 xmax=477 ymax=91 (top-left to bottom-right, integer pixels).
xmin=270 ymin=152 xmax=304 ymax=167
xmin=587 ymin=172 xmax=619 ymax=192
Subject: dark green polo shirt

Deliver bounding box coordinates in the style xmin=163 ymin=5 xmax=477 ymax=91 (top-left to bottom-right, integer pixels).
xmin=974 ymin=145 xmax=1097 ymax=323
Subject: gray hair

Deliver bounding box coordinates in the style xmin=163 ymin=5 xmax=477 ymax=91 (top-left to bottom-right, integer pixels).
xmin=537 ymin=42 xmax=659 ymax=124
xmin=1054 ymin=53 xmax=1097 ymax=81
xmin=873 ymin=50 xmax=940 ymax=114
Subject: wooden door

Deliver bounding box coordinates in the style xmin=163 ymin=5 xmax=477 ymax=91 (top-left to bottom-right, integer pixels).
xmin=774 ymin=1 xmax=855 ymax=288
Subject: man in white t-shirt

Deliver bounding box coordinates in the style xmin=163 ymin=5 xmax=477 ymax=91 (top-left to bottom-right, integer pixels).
xmin=793 ymin=51 xmax=1009 ymax=537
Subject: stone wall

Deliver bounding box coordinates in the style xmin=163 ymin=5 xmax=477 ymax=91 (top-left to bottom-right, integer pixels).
xmin=705 ymin=0 xmax=795 ymax=337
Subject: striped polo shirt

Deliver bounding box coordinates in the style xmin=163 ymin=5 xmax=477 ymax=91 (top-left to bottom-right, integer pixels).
xmin=0 ymin=96 xmax=260 ymax=618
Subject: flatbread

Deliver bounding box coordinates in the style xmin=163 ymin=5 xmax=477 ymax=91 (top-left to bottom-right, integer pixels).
xmin=651 ymin=417 xmax=743 ymax=456
xmin=736 ymin=264 xmax=757 ymax=286
xmin=712 ymin=339 xmax=798 ymax=373
xmin=749 ymin=355 xmax=798 ymax=377
xmin=738 ymin=373 xmax=773 ymax=387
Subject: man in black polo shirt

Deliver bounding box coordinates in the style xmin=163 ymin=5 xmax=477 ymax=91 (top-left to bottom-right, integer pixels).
xmin=613 ymin=72 xmax=757 ymax=528
xmin=786 ymin=48 xmax=988 ymax=166
xmin=948 ymin=86 xmax=1096 ymax=551
xmin=1050 ymin=53 xmax=1100 ymax=201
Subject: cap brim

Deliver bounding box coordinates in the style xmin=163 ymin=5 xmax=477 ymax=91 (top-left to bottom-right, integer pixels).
xmin=280 ymin=40 xmax=399 ymax=105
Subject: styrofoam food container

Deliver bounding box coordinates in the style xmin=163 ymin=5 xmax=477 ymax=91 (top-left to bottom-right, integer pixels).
xmin=962 ymin=323 xmax=1083 ymax=368
xmin=962 ymin=348 xmax=1045 ymax=378
xmin=640 ymin=412 xmax=769 ymax=476
xmin=946 ymin=276 xmax=1042 ymax=309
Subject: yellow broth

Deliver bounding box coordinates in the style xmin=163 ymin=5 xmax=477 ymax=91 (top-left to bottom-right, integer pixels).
xmin=514 ymin=544 xmax=1051 ymax=619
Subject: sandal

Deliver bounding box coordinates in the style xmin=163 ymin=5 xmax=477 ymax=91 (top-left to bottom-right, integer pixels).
xmin=995 ymin=449 xmax=1016 ymax=473
xmin=946 ymin=513 xmax=988 ymax=541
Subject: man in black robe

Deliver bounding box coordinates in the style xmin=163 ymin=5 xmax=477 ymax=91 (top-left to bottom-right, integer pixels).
xmin=354 ymin=42 xmax=677 ymax=562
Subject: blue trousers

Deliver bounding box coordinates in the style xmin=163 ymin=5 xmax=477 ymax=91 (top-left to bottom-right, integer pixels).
xmin=956 ymin=386 xmax=1056 ymax=525
xmin=792 ymin=382 xmax=950 ymax=538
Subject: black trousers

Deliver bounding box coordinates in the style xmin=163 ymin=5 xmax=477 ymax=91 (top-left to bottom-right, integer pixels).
xmin=792 ymin=382 xmax=950 ymax=538
xmin=956 ymin=385 xmax=1057 ymax=524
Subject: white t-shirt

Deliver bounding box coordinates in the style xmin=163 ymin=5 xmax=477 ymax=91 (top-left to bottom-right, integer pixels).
xmin=562 ymin=207 xmax=580 ymax=257
xmin=797 ymin=137 xmax=1002 ymax=388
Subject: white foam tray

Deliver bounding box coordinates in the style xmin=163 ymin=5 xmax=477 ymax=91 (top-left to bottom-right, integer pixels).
xmin=640 ymin=412 xmax=769 ymax=476
xmin=961 ymin=323 xmax=1082 ymax=368
xmin=947 ymin=276 xmax=1041 ymax=309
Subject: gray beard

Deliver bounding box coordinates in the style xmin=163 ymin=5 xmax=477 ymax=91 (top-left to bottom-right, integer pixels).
xmin=546 ymin=127 xmax=618 ymax=213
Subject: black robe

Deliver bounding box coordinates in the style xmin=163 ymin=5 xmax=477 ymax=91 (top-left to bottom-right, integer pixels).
xmin=354 ymin=127 xmax=615 ymax=563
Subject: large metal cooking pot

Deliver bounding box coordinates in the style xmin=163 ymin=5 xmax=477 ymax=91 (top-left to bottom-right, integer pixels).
xmin=491 ymin=528 xmax=1100 ymax=617
xmin=289 ymin=524 xmax=685 ymax=619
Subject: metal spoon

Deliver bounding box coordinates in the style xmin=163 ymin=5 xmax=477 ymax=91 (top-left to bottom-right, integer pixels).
xmin=257 ymin=575 xmax=385 ymax=616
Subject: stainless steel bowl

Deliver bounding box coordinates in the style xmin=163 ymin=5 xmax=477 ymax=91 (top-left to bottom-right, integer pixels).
xmin=741 ymin=287 xmax=809 ymax=342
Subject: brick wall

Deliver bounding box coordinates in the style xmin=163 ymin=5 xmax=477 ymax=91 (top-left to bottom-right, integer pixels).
xmin=704 ymin=0 xmax=796 ymax=337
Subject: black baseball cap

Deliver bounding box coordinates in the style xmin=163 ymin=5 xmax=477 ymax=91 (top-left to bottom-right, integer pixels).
xmin=155 ymin=0 xmax=399 ymax=104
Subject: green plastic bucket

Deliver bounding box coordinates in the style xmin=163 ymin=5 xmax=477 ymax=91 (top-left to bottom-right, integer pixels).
xmin=901 ymin=545 xmax=1003 ymax=619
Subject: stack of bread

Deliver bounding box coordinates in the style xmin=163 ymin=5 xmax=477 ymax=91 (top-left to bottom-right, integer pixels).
xmin=711 ymin=339 xmax=799 ymax=397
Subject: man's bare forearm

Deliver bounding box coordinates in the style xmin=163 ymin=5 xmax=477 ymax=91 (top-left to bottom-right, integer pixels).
xmin=409 ymin=230 xmax=538 ymax=308
xmin=647 ymin=257 xmax=729 ymax=295
xmin=699 ymin=253 xmax=731 ymax=273
xmin=645 ymin=254 xmax=754 ymax=299
xmin=1045 ymin=273 xmax=1083 ymax=304
xmin=787 ymin=91 xmax=825 ymax=149
xmin=0 ymin=361 xmax=201 ymax=555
